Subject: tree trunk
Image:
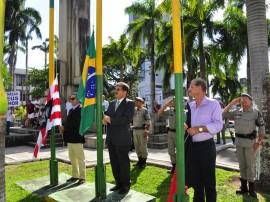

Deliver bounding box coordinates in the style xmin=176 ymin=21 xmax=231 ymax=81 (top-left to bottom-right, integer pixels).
xmin=198 ymin=28 xmax=206 ymax=80
xmin=247 ymin=0 xmax=270 ymax=193
xmin=246 ymin=48 xmax=251 ymax=94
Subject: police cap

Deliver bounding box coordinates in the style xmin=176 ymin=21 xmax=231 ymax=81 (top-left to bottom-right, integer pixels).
xmin=241 ymin=93 xmax=252 ymax=100
xmin=135 ymin=97 xmax=144 ymax=102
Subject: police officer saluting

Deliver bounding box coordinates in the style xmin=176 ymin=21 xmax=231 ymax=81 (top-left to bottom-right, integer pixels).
xmin=223 ymin=93 xmax=265 ymax=198
xmin=132 ymin=97 xmax=151 ymax=168
xmin=158 ymin=97 xmax=177 ymax=174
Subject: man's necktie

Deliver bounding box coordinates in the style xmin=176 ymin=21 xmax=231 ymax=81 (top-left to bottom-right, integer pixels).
xmin=115 ymin=100 xmax=120 ymax=111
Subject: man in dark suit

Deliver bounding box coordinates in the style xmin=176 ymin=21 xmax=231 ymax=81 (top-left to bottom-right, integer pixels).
xmin=103 ymin=82 xmax=135 ymax=195
xmin=59 ymin=93 xmax=86 ymax=185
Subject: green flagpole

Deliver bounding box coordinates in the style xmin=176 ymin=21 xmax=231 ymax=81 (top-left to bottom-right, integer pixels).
xmin=171 ymin=0 xmax=188 ymax=201
xmin=49 ymin=0 xmax=58 ymax=185
xmin=95 ymin=0 xmax=107 ymax=199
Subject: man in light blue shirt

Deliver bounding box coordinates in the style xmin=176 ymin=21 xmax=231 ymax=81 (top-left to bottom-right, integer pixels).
xmin=186 ymin=78 xmax=223 ymax=202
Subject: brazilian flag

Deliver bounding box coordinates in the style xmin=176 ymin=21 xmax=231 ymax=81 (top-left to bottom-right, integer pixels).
xmin=77 ymin=31 xmax=96 ymax=136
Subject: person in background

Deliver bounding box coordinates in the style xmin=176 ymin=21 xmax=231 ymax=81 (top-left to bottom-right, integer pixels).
xmin=158 ymin=97 xmax=177 ymax=174
xmin=222 ymin=93 xmax=265 ymax=198
xmin=102 ymin=95 xmax=109 ymax=112
xmin=103 ymin=82 xmax=135 ymax=195
xmin=59 ymin=93 xmax=86 ymax=185
xmin=216 ymin=102 xmax=226 ymax=144
xmin=142 ymin=97 xmax=148 ymax=109
xmin=65 ymin=96 xmax=73 ymax=116
xmin=26 ymin=100 xmax=35 ymax=128
xmin=132 ymin=97 xmax=151 ymax=168
xmin=185 ymin=78 xmax=223 ymax=202
xmin=6 ymin=108 xmax=15 ymax=135
xmin=33 ymin=97 xmax=41 ymax=112
xmin=152 ymin=100 xmax=161 ymax=113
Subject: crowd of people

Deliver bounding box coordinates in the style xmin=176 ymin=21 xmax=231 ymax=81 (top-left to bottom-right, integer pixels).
xmin=5 ymin=78 xmax=265 ymax=200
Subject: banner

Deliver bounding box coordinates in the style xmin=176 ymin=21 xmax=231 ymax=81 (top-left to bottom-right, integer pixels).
xmin=7 ymin=91 xmax=20 ymax=107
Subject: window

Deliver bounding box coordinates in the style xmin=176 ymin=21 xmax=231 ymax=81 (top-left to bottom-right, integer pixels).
xmin=16 ymin=75 xmax=26 ymax=86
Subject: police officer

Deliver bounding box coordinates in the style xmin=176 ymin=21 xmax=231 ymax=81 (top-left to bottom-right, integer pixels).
xmin=223 ymin=93 xmax=265 ymax=198
xmin=158 ymin=97 xmax=176 ymax=174
xmin=132 ymin=97 xmax=151 ymax=168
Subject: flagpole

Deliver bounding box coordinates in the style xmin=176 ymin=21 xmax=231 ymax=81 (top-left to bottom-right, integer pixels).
xmin=95 ymin=0 xmax=107 ymax=199
xmin=171 ymin=0 xmax=188 ymax=201
xmin=49 ymin=0 xmax=58 ymax=185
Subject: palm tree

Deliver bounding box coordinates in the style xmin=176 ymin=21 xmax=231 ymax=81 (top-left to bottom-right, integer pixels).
xmin=103 ymin=34 xmax=146 ymax=97
xmin=103 ymin=34 xmax=130 ymax=81
xmin=125 ymin=0 xmax=162 ymax=109
xmin=246 ymin=0 xmax=270 ymax=192
xmin=31 ymin=38 xmax=49 ymax=69
xmin=4 ymin=0 xmax=42 ymax=90
xmin=23 ymin=26 xmax=42 ymax=101
xmin=182 ymin=0 xmax=224 ymax=80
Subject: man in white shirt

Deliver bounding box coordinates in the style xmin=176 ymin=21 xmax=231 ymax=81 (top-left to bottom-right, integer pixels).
xmin=65 ymin=96 xmax=73 ymax=115
xmin=6 ymin=108 xmax=15 ymax=135
xmin=102 ymin=95 xmax=109 ymax=112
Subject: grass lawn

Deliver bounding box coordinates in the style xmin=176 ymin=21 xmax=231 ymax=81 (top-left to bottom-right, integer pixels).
xmin=5 ymin=160 xmax=270 ymax=201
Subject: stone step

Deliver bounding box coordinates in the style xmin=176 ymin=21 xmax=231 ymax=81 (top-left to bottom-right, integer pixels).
xmin=84 ymin=134 xmax=107 ymax=149
xmin=26 ymin=141 xmax=65 ymax=149
xmin=149 ymin=133 xmax=167 ymax=142
xmin=147 ymin=142 xmax=168 ymax=149
xmin=10 ymin=127 xmax=39 ymax=135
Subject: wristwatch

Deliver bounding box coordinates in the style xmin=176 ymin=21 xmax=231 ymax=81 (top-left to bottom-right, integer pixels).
xmin=199 ymin=127 xmax=203 ymax=133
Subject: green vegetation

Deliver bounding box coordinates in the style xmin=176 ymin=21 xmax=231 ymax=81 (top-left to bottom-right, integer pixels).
xmin=5 ymin=161 xmax=270 ymax=201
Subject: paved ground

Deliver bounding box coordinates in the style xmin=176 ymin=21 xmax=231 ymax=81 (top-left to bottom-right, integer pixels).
xmin=5 ymin=135 xmax=239 ymax=201
xmin=5 ymin=139 xmax=239 ymax=171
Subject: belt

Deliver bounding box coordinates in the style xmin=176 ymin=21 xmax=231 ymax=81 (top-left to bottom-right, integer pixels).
xmin=168 ymin=128 xmax=176 ymax=132
xmin=235 ymin=133 xmax=256 ymax=140
xmin=133 ymin=127 xmax=145 ymax=130
xmin=192 ymin=138 xmax=214 ymax=146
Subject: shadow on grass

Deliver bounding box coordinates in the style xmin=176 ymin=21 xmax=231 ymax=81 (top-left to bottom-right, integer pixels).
xmin=130 ymin=166 xmax=144 ymax=185
xmin=18 ymin=195 xmax=43 ymax=202
xmin=154 ymin=173 xmax=172 ymax=201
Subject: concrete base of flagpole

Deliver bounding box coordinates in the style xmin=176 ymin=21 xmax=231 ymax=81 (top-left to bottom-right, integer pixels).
xmin=17 ymin=173 xmax=156 ymax=202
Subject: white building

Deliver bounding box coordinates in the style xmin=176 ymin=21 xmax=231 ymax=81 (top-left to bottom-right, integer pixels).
xmin=6 ymin=68 xmax=34 ymax=106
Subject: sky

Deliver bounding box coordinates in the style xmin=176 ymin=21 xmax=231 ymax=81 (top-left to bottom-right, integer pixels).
xmin=16 ymin=0 xmax=133 ymax=70
xmin=16 ymin=0 xmax=270 ymax=79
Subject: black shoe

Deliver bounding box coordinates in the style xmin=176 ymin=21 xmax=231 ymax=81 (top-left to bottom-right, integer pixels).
xmin=118 ymin=186 xmax=130 ymax=195
xmin=66 ymin=177 xmax=79 ymax=182
xmin=110 ymin=184 xmax=122 ymax=191
xmin=77 ymin=179 xmax=85 ymax=185
xmin=216 ymin=141 xmax=220 ymax=144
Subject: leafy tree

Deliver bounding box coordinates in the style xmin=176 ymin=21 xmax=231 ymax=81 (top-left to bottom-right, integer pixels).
xmin=104 ymin=41 xmax=146 ymax=99
xmin=1 ymin=62 xmax=12 ymax=89
xmin=103 ymin=34 xmax=130 ymax=81
xmin=24 ymin=67 xmax=48 ymax=98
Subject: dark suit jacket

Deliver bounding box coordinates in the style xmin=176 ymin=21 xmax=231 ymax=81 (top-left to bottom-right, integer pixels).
xmin=105 ymin=97 xmax=135 ymax=146
xmin=184 ymin=103 xmax=194 ymax=187
xmin=63 ymin=105 xmax=85 ymax=144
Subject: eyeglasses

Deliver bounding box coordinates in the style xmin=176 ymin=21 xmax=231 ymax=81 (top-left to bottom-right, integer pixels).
xmin=70 ymin=97 xmax=76 ymax=100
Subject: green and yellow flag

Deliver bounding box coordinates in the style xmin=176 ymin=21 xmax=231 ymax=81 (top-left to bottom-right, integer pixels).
xmin=77 ymin=31 xmax=96 ymax=136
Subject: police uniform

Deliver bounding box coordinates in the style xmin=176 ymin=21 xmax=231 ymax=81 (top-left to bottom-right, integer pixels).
xmin=159 ymin=107 xmax=176 ymax=166
xmin=223 ymin=93 xmax=265 ymax=198
xmin=132 ymin=97 xmax=151 ymax=168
